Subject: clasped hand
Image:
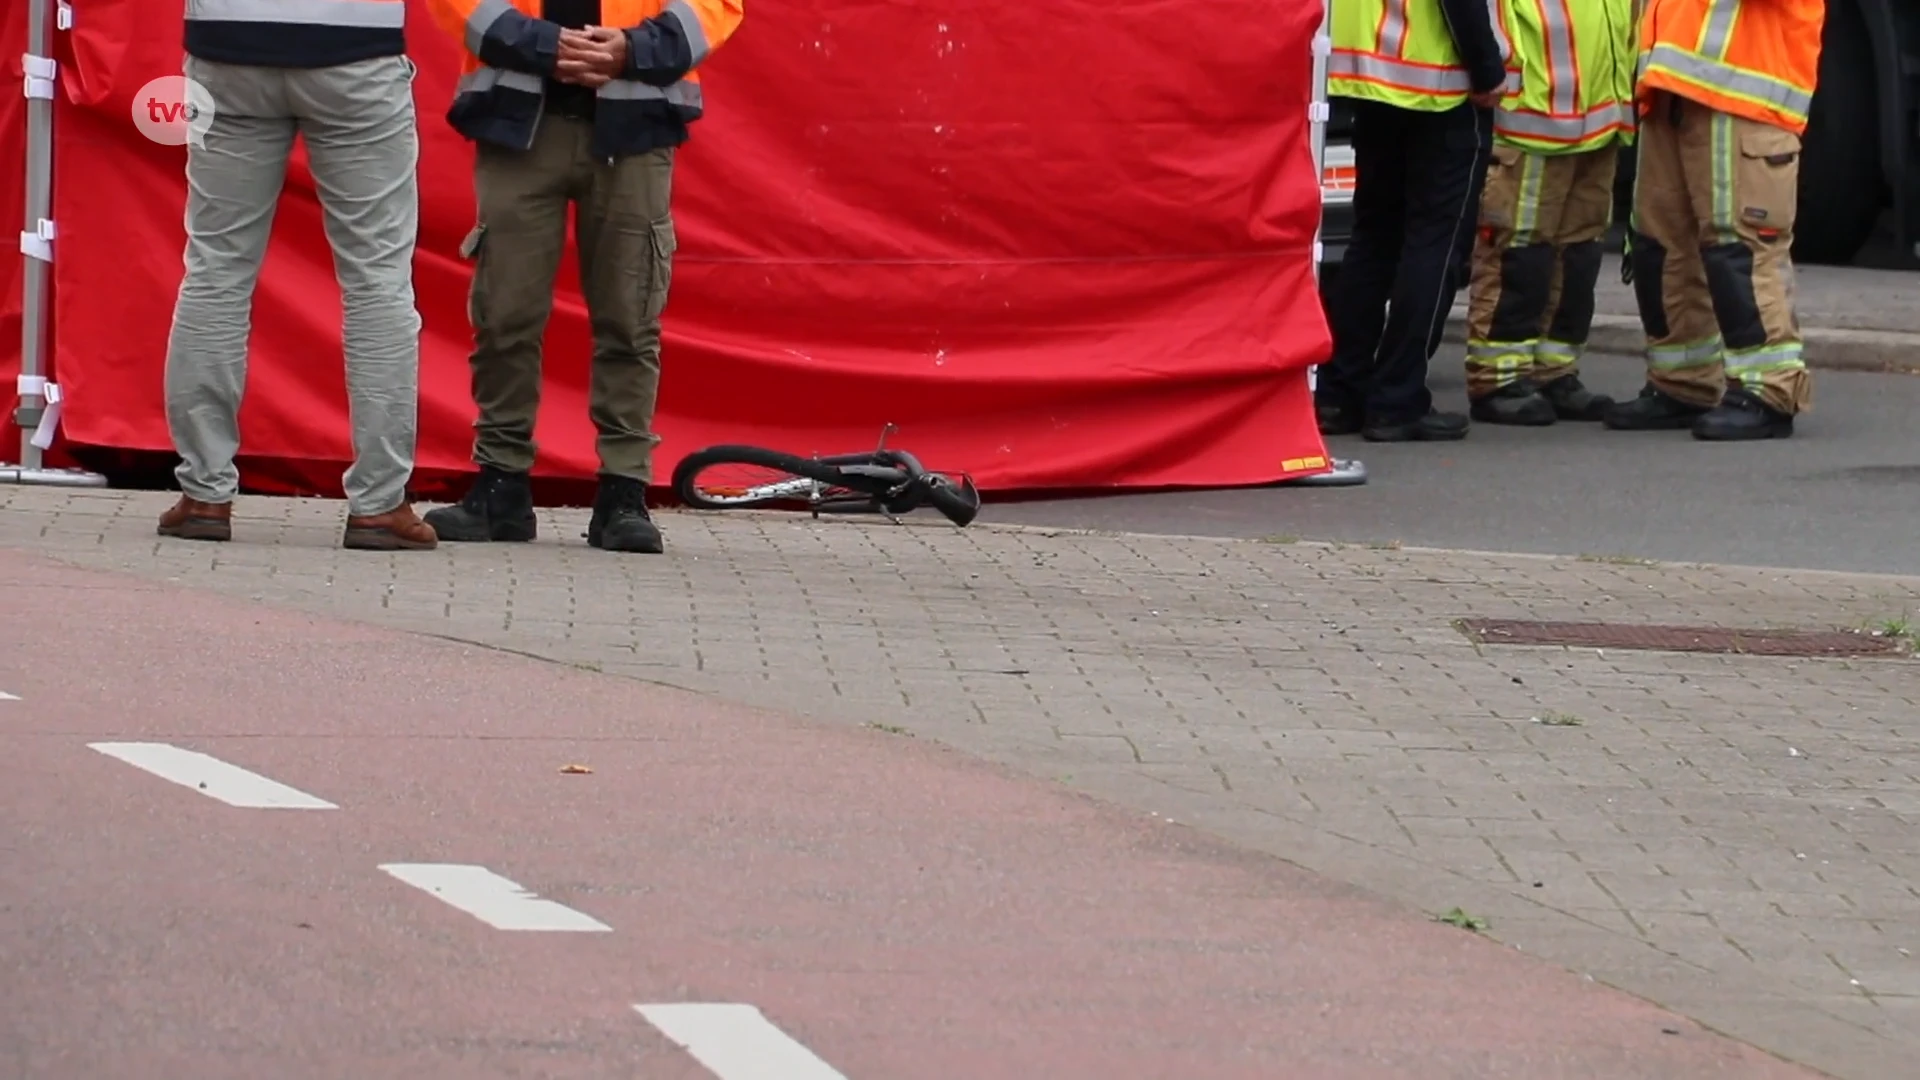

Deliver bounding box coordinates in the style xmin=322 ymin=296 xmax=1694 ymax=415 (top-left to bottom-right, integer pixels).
xmin=556 ymin=26 xmax=627 ymax=87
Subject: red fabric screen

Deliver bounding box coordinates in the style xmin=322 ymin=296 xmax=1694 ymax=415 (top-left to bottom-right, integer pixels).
xmin=6 ymin=0 xmax=1332 ymax=494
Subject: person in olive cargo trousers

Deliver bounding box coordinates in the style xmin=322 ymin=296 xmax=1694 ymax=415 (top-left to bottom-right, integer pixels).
xmin=423 ymin=0 xmax=742 ymax=552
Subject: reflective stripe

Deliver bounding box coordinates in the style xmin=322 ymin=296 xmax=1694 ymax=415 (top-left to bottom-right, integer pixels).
xmin=1331 ymin=50 xmax=1470 ymax=93
xmin=665 ymin=0 xmax=711 ymax=66
xmin=1709 ymin=109 xmax=1737 ymax=242
xmin=1329 ymin=52 xmax=1521 ymax=96
xmin=466 ymin=0 xmax=516 ymax=56
xmin=456 ymin=63 xmax=705 ymax=114
xmin=1498 ymin=101 xmax=1634 ymax=145
xmin=1467 ymin=342 xmax=1540 ymax=373
xmin=1537 ymin=0 xmax=1578 ymax=115
xmin=1378 ymin=0 xmax=1409 ymax=56
xmin=457 ymin=66 xmax=542 ymax=94
xmin=599 ymin=79 xmax=705 ymax=111
xmin=1486 ymin=0 xmax=1513 ymax=64
xmin=1725 ymin=342 xmax=1806 ymax=384
xmin=1535 ymin=340 xmax=1581 ymax=367
xmin=1467 ymin=341 xmax=1539 ymax=361
xmin=1642 ymin=44 xmax=1814 ymax=123
xmin=185 ymin=0 xmax=404 ymax=26
xmin=1512 ymin=152 xmax=1546 ymax=245
xmin=1698 ymin=0 xmax=1740 ymax=59
xmin=1647 ymin=336 xmax=1724 ymax=370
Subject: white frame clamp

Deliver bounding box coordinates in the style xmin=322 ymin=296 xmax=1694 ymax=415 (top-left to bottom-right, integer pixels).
xmin=56 ymin=0 xmax=73 ymax=30
xmin=28 ymin=382 xmax=64 ymax=451
xmin=19 ymin=219 xmax=55 ymax=263
xmin=22 ymin=53 xmax=56 ymax=100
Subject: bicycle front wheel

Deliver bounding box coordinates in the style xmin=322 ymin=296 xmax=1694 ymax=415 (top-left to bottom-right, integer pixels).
xmin=672 ymin=445 xmax=865 ymax=511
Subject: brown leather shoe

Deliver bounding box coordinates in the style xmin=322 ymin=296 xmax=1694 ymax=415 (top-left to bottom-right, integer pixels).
xmin=156 ymin=495 xmax=232 ymax=542
xmin=342 ymin=502 xmax=438 ymax=551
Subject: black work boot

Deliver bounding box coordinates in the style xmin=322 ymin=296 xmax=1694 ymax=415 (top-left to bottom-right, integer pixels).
xmin=1468 ymin=383 xmax=1556 ymax=426
xmin=588 ymin=475 xmax=664 ymax=554
xmin=422 ymin=465 xmax=537 ymax=542
xmin=1315 ymin=398 xmax=1363 ymax=436
xmin=1538 ymin=373 xmax=1614 ymax=421
xmin=1602 ymin=383 xmax=1711 ymax=431
xmin=1361 ymin=409 xmax=1469 ymax=442
xmin=1693 ymin=386 xmax=1794 ymax=441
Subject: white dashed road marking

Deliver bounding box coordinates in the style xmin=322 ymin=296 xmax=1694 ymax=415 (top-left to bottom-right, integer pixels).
xmin=636 ymin=1003 xmax=848 ymax=1080
xmin=378 ymin=863 xmax=612 ymax=932
xmin=0 ymin=690 xmax=19 ymax=700
xmin=88 ymin=741 xmax=337 ymax=809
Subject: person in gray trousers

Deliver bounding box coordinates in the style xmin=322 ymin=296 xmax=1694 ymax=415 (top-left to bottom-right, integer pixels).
xmin=155 ymin=0 xmax=436 ymax=550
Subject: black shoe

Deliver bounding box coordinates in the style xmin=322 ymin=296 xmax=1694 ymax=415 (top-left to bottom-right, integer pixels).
xmin=423 ymin=465 xmax=537 ymax=542
xmin=588 ymin=475 xmax=664 ymax=553
xmin=1361 ymin=409 xmax=1469 ymax=442
xmin=1538 ymin=373 xmax=1614 ymax=421
xmin=1693 ymin=386 xmax=1794 ymax=441
xmin=1602 ymin=384 xmax=1711 ymax=430
xmin=1468 ymin=384 xmax=1556 ymax=426
xmin=1316 ymin=399 xmax=1363 ymax=436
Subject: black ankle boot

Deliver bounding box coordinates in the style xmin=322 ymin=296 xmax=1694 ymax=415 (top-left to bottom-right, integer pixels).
xmin=422 ymin=465 xmax=537 ymax=542
xmin=1538 ymin=373 xmax=1614 ymax=421
xmin=1602 ymin=384 xmax=1711 ymax=431
xmin=1469 ymin=383 xmax=1556 ymax=426
xmin=588 ymin=475 xmax=664 ymax=554
xmin=1693 ymin=387 xmax=1794 ymax=441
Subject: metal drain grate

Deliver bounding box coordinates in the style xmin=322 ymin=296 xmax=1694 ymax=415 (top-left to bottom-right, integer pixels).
xmin=1455 ymin=619 xmax=1907 ymax=658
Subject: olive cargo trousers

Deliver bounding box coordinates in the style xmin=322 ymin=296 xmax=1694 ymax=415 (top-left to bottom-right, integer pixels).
xmin=1628 ymin=92 xmax=1812 ymax=413
xmin=461 ymin=116 xmax=677 ymax=482
xmin=1464 ymin=144 xmax=1618 ymax=399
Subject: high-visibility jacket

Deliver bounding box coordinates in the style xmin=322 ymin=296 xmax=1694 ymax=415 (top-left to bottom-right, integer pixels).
xmin=1636 ymin=0 xmax=1825 ymax=134
xmin=425 ymin=0 xmax=744 ymax=157
xmin=1328 ymin=0 xmax=1515 ymax=112
xmin=184 ymin=0 xmax=405 ymax=69
xmin=1495 ymin=0 xmax=1637 ymax=153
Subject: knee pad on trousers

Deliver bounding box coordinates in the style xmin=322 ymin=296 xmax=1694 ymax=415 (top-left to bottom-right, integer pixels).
xmin=1546 ymin=239 xmax=1604 ymax=344
xmin=1628 ymin=231 xmax=1669 ymax=339
xmin=1701 ymin=241 xmax=1765 ymax=350
xmin=1488 ymin=241 xmax=1555 ymax=341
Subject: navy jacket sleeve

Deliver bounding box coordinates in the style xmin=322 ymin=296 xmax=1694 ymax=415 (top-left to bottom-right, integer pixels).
xmin=622 ymin=16 xmax=699 ymax=86
xmin=1437 ymin=0 xmax=1508 ymax=94
xmin=473 ymin=8 xmax=563 ymax=75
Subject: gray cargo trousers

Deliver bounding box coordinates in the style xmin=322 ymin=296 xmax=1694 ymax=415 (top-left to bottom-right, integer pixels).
xmin=164 ymin=54 xmax=421 ymax=516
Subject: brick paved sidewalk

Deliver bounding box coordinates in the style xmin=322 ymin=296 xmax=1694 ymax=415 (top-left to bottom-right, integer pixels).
xmin=4 ymin=485 xmax=1917 ymax=1079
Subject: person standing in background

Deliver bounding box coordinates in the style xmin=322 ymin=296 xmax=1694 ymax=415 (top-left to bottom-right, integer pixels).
xmin=1316 ymin=0 xmax=1512 ymax=442
xmin=158 ymin=0 xmax=434 ymax=550
xmin=421 ymin=0 xmax=743 ymax=553
xmin=1605 ymin=0 xmax=1824 ymax=439
xmin=1462 ymin=0 xmax=1637 ymax=426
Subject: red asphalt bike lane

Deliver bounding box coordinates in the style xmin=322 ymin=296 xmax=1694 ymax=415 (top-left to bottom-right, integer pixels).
xmin=0 ymin=547 xmax=1824 ymax=1079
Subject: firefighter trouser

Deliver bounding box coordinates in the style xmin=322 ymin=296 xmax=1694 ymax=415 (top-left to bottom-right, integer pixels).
xmin=1464 ymin=144 xmax=1618 ymax=399
xmin=1628 ymin=92 xmax=1811 ymax=413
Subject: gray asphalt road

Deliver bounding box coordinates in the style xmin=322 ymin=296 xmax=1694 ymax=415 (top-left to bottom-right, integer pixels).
xmin=989 ymin=351 xmax=1920 ymax=576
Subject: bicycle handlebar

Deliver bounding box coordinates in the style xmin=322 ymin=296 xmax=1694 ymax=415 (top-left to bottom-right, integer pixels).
xmin=878 ymin=449 xmax=927 ymax=478
xmin=925 ymin=476 xmax=980 ymax=526
xmin=876 ymin=449 xmax=977 ymax=526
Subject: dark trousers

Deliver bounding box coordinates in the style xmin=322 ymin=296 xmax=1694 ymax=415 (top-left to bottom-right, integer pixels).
xmin=1318 ymin=99 xmax=1493 ymax=424
xmin=464 ymin=116 xmax=678 ymax=483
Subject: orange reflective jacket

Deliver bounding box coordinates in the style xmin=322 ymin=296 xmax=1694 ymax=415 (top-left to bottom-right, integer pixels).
xmin=1636 ymin=0 xmax=1824 ymax=134
xmin=425 ymin=0 xmax=743 ymax=154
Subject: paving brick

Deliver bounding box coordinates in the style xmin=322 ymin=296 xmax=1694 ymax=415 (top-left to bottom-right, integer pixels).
xmin=5 ymin=484 xmax=1919 ymax=1079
